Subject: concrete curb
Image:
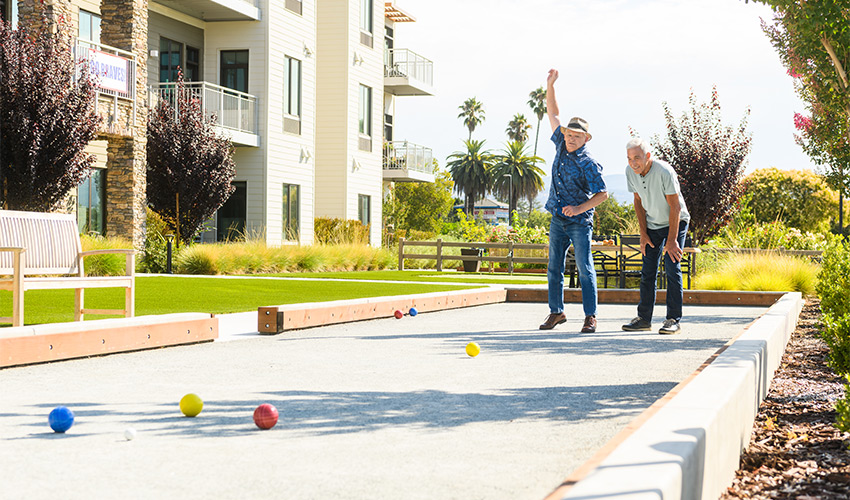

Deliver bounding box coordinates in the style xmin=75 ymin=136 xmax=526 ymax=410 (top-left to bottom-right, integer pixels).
xmin=547 ymin=292 xmax=803 ymax=500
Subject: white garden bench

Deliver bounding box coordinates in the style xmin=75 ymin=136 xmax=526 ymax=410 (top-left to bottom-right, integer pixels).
xmin=0 ymin=210 xmax=135 ymax=327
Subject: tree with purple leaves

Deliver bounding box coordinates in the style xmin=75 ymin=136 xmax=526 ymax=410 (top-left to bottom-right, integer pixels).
xmin=648 ymin=88 xmax=752 ymax=245
xmin=0 ymin=16 xmax=101 ymax=211
xmin=147 ymin=71 xmax=236 ymax=247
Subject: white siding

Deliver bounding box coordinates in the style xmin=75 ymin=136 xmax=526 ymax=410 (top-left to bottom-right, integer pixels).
xmin=264 ymin=0 xmax=317 ymax=245
xmin=204 ymin=19 xmax=267 ymax=240
xmin=316 ymin=0 xmax=383 ymax=245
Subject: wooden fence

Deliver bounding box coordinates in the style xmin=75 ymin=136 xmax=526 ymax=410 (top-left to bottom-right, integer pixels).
xmin=397 ymin=238 xmax=548 ymax=273
xmin=397 ymin=238 xmax=824 ymax=274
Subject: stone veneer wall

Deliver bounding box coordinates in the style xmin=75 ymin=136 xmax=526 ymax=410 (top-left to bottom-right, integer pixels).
xmin=16 ymin=0 xmax=149 ymax=248
xmin=100 ymin=0 xmax=148 ymax=248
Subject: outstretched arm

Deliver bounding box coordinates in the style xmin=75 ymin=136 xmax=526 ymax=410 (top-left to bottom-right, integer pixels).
xmin=546 ymin=69 xmax=560 ymax=132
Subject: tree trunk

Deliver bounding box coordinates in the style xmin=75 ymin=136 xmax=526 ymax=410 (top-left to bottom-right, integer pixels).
xmin=533 ymin=119 xmax=541 ymax=157
xmin=175 ymin=192 xmax=181 ymax=249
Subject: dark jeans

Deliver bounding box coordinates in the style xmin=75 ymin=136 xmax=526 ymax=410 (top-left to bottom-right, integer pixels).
xmin=638 ymin=220 xmax=689 ymax=322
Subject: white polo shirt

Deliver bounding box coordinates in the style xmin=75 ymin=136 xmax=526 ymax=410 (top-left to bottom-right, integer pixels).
xmin=625 ymin=159 xmax=690 ymax=230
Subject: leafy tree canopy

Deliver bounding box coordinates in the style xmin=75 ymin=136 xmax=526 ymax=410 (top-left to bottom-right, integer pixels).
xmin=741 ymin=167 xmax=839 ymax=233
xmin=147 ymin=73 xmax=236 ymax=246
xmin=384 ymin=167 xmax=455 ymax=235
xmin=0 ymin=16 xmax=101 ymax=211
xmin=647 ymin=87 xmax=752 ymax=244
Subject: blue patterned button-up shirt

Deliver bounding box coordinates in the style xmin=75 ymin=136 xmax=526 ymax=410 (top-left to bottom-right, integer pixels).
xmin=545 ymin=127 xmax=607 ymax=226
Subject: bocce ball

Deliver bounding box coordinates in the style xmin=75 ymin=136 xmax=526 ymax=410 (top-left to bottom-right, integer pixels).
xmin=124 ymin=428 xmax=137 ymax=441
xmin=466 ymin=342 xmax=481 ymax=357
xmin=48 ymin=406 xmax=75 ymax=433
xmin=253 ymin=403 xmax=279 ymax=430
xmin=179 ymin=393 xmax=204 ymax=417
xmin=409 ymin=307 xmax=418 ymax=317
xmin=394 ymin=309 xmax=403 ymax=319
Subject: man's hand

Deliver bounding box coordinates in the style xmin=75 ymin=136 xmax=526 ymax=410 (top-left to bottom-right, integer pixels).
xmin=640 ymin=233 xmax=654 ymax=256
xmin=665 ymin=239 xmax=683 ymax=263
xmin=547 ymin=69 xmax=559 ymax=87
xmin=561 ymin=205 xmax=580 ymax=217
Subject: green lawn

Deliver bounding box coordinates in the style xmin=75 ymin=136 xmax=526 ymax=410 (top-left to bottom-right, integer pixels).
xmin=0 ymin=276 xmax=482 ymax=326
xmin=263 ymin=269 xmax=549 ymax=285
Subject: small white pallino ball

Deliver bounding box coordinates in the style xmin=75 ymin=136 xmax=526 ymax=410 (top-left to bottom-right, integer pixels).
xmin=124 ymin=428 xmax=137 ymax=441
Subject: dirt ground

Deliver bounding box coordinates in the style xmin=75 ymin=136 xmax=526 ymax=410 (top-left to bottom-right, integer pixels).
xmin=721 ymin=299 xmax=850 ymax=499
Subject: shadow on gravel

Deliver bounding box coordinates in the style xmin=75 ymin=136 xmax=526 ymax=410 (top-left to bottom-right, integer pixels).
xmin=4 ymin=382 xmax=676 ymax=440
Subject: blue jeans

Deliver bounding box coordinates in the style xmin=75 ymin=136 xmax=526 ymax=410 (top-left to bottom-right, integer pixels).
xmin=638 ymin=221 xmax=689 ymax=322
xmin=547 ymin=216 xmax=597 ymax=317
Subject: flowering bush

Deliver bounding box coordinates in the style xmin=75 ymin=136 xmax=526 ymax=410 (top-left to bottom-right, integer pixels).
xmin=707 ymin=220 xmax=838 ymax=251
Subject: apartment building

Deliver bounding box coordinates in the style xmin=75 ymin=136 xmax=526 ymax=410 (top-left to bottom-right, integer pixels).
xmin=5 ymin=0 xmax=433 ymax=247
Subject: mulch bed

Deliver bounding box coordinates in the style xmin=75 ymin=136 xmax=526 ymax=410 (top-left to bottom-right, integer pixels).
xmin=722 ymin=298 xmax=850 ymax=499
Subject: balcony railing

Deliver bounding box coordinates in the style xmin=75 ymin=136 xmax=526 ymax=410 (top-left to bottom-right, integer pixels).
xmin=384 ymin=49 xmax=433 ymax=88
xmin=149 ymin=81 xmax=258 ymax=136
xmin=383 ymin=141 xmax=434 ymax=174
xmin=74 ymin=39 xmax=136 ymax=101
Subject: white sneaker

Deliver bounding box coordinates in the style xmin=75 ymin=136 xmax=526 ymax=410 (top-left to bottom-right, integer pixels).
xmin=659 ymin=319 xmax=681 ymax=335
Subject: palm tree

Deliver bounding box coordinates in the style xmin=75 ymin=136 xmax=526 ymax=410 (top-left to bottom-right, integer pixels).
xmin=491 ymin=141 xmax=545 ymax=222
xmin=447 ymin=139 xmax=494 ymax=216
xmin=527 ymin=87 xmax=547 ymax=156
xmin=506 ymin=113 xmax=532 ymax=143
xmin=457 ymin=97 xmax=485 ymax=141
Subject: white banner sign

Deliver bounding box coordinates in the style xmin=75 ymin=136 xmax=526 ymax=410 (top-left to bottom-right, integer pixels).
xmin=85 ymin=48 xmax=130 ymax=95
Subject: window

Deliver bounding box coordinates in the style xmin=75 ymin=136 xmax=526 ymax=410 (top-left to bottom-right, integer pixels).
xmin=359 ymin=85 xmax=372 ymax=136
xmin=358 ymin=194 xmax=371 ymax=228
xmin=283 ymin=184 xmax=300 ymax=241
xmin=285 ymin=0 xmax=302 ymax=15
xmin=160 ymin=38 xmax=183 ymax=83
xmin=77 ymin=168 xmax=106 ymax=235
xmin=217 ymin=181 xmax=246 ymax=241
xmin=360 ymin=0 xmax=373 ymax=46
xmin=1 ymin=0 xmax=18 ymax=29
xmin=78 ymin=10 xmax=101 ymax=43
xmin=360 ymin=0 xmax=373 ymax=34
xmin=359 ymin=85 xmax=372 ymax=151
xmin=283 ymin=56 xmax=302 ymax=134
xmin=186 ymin=46 xmax=200 ymax=82
xmin=221 ymin=50 xmax=249 ymax=93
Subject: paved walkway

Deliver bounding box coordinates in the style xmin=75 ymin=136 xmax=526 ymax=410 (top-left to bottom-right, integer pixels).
xmin=0 ymin=302 xmax=766 ymax=499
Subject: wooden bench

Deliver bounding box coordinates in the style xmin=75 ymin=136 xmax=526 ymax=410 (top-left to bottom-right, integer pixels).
xmin=0 ymin=210 xmax=135 ymax=327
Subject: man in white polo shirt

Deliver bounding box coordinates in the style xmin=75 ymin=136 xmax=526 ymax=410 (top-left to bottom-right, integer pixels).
xmin=621 ymin=137 xmax=690 ymax=335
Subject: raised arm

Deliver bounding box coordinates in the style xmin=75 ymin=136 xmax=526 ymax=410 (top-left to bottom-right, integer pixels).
xmin=546 ymin=69 xmax=560 ymax=132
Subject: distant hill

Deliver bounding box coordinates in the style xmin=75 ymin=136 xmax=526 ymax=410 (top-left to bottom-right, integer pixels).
xmin=604 ymin=174 xmax=631 ymax=205
xmin=534 ymin=173 xmax=632 ymax=207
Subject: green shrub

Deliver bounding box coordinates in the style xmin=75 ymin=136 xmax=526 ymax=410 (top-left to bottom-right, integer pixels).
xmin=822 ymin=313 xmax=850 ymax=377
xmin=708 ymin=219 xmax=838 ymax=251
xmin=80 ymin=234 xmax=133 ymax=276
xmin=836 ymin=376 xmax=850 ymax=433
xmin=138 ymin=208 xmax=170 ymax=273
xmin=314 ymin=218 xmax=370 ymax=245
xmin=816 ymin=241 xmax=850 ymax=318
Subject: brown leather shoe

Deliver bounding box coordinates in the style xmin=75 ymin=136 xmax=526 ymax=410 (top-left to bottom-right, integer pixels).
xmin=539 ymin=312 xmax=566 ymax=330
xmin=581 ymin=315 xmax=597 ymax=333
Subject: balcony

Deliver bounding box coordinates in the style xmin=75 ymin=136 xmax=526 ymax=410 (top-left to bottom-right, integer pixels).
xmin=383 ymin=141 xmax=435 ymax=182
xmin=75 ymin=39 xmax=137 ymax=101
xmin=150 ymin=0 xmax=260 ymax=21
xmin=384 ymin=49 xmax=434 ymax=96
xmin=149 ymin=81 xmax=259 ymax=147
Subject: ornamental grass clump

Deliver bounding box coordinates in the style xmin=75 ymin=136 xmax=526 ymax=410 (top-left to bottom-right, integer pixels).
xmin=694 ymin=252 xmax=818 ymax=294
xmin=172 ymin=240 xmax=395 ymax=274
xmin=80 ymin=235 xmax=134 ymax=277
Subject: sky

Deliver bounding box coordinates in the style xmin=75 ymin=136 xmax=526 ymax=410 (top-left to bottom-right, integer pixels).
xmin=391 ymin=0 xmax=811 ymax=203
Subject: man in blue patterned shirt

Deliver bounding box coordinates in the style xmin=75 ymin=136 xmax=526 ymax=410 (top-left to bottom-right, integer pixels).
xmin=539 ymin=69 xmax=609 ymax=333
